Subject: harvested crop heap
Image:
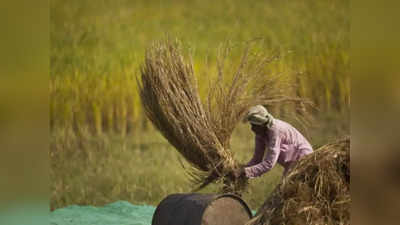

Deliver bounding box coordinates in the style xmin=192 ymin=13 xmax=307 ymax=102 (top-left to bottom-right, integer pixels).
xmin=249 ymin=137 xmax=350 ymax=225
xmin=138 ymin=39 xmax=301 ymax=194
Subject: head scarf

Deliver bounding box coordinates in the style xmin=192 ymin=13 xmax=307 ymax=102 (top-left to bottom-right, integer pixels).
xmin=243 ymin=105 xmax=274 ymax=128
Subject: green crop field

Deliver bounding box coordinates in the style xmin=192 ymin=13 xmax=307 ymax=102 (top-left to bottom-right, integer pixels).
xmin=50 ymin=0 xmax=350 ymax=211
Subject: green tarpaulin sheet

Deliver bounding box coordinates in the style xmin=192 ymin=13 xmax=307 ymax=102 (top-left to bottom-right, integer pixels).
xmin=50 ymin=201 xmax=156 ymax=225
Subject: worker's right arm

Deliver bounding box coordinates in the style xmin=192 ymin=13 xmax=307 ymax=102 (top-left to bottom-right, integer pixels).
xmin=244 ymin=130 xmax=281 ymax=178
xmin=246 ymin=134 xmax=266 ymax=167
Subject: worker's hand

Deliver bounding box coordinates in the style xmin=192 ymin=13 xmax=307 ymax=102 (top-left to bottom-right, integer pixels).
xmin=233 ymin=166 xmax=247 ymax=179
xmin=225 ymin=165 xmax=247 ymax=181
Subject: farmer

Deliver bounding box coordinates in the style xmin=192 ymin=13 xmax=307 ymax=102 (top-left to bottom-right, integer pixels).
xmin=238 ymin=105 xmax=313 ymax=179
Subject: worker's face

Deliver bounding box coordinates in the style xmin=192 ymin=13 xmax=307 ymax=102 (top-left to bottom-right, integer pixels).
xmin=251 ymin=124 xmax=267 ymax=134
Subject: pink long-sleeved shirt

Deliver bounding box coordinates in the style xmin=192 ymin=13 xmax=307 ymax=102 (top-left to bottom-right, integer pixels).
xmin=244 ymin=119 xmax=313 ymax=178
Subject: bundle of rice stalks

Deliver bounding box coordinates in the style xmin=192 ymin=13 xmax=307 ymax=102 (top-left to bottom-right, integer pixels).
xmin=138 ymin=38 xmax=308 ymax=193
xmin=249 ymin=137 xmax=350 ymax=225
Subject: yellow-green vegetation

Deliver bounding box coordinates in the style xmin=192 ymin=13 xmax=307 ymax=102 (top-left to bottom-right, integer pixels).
xmin=51 ymin=0 xmax=350 ymax=133
xmin=50 ymin=114 xmax=348 ymax=210
xmin=50 ymin=0 xmax=350 ymax=210
xmin=50 ymin=124 xmax=283 ymax=210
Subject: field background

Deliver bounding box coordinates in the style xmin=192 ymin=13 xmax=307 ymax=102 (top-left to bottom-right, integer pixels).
xmin=50 ymin=0 xmax=350 ymax=211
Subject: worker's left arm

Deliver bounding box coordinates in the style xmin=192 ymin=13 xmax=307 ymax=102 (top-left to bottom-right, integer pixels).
xmin=244 ymin=131 xmax=281 ymax=178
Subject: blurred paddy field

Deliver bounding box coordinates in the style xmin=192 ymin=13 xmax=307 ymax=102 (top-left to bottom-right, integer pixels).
xmin=50 ymin=0 xmax=350 ymax=211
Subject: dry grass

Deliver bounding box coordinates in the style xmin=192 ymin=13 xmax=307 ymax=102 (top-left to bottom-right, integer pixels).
xmin=138 ymin=38 xmax=310 ymax=194
xmin=249 ymin=136 xmax=350 ymax=225
xmin=139 ymin=39 xmax=239 ymax=193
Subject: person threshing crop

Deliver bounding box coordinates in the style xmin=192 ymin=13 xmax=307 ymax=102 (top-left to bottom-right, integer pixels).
xmin=237 ymin=105 xmax=313 ymax=179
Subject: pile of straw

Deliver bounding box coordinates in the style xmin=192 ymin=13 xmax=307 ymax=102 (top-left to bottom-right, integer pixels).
xmin=138 ymin=39 xmax=303 ymax=193
xmin=249 ymin=137 xmax=350 ymax=225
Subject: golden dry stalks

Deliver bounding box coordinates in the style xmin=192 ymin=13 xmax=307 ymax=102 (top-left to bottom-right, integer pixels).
xmin=138 ymin=38 xmax=311 ymax=194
